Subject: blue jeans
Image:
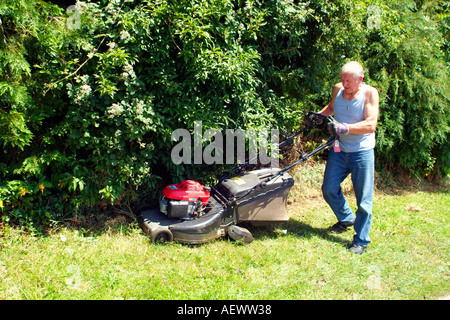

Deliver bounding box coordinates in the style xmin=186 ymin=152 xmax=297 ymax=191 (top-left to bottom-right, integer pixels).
xmin=322 ymin=148 xmax=374 ymax=247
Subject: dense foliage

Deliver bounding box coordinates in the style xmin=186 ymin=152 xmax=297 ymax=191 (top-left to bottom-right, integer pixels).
xmin=0 ymin=0 xmax=448 ymax=226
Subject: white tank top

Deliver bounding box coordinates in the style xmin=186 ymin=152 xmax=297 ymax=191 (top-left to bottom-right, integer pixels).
xmin=334 ymin=84 xmax=375 ymax=152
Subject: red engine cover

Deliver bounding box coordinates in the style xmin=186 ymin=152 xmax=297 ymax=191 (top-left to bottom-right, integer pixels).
xmin=162 ymin=180 xmax=210 ymax=205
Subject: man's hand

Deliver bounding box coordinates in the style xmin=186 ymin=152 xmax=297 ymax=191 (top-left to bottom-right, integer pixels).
xmin=328 ymin=121 xmax=349 ymax=136
xmin=334 ymin=122 xmax=349 ymax=135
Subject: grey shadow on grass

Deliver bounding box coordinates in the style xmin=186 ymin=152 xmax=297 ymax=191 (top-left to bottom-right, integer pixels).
xmin=246 ymin=219 xmax=351 ymax=247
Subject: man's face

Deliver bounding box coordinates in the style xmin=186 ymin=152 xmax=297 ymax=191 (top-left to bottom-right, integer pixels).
xmin=341 ymin=73 xmax=362 ymax=94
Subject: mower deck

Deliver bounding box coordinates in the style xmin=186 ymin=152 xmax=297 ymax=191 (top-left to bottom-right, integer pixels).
xmin=137 ymin=193 xmax=230 ymax=244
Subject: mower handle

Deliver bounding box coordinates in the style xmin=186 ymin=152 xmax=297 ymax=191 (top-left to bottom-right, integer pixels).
xmin=279 ymin=111 xmax=331 ymax=148
xmin=225 ymin=134 xmax=338 ymax=206
xmin=219 ymin=111 xmax=333 ymax=180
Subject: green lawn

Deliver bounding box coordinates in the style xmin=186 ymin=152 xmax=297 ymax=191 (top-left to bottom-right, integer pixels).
xmin=0 ymin=178 xmax=448 ymax=300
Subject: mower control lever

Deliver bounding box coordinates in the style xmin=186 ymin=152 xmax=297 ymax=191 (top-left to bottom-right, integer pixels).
xmin=304 ymin=111 xmax=331 ymax=129
xmin=296 ymin=150 xmax=305 ymax=157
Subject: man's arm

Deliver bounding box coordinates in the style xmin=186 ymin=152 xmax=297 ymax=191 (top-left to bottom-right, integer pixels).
xmin=319 ymin=83 xmax=342 ymax=117
xmin=347 ymin=86 xmax=379 ymax=134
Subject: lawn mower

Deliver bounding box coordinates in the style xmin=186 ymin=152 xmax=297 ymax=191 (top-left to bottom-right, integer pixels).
xmin=135 ymin=112 xmax=337 ymax=244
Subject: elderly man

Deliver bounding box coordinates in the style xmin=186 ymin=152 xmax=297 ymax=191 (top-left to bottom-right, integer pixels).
xmin=319 ymin=61 xmax=379 ymax=255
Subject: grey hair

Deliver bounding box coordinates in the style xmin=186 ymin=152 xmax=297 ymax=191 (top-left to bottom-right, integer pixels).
xmin=341 ymin=61 xmax=364 ymax=80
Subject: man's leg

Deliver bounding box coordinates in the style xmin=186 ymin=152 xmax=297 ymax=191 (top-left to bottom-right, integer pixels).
xmin=349 ymin=149 xmax=375 ymax=247
xmin=322 ymin=149 xmax=355 ymax=226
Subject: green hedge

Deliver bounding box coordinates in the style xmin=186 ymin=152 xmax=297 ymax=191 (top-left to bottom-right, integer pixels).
xmin=0 ymin=0 xmax=448 ymax=226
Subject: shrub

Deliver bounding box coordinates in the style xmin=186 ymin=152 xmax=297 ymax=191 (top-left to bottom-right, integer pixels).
xmin=0 ymin=0 xmax=448 ymax=227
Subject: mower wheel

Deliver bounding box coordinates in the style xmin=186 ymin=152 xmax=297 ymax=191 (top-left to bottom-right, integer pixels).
xmin=151 ymin=227 xmax=174 ymax=244
xmin=227 ymin=225 xmax=253 ymax=244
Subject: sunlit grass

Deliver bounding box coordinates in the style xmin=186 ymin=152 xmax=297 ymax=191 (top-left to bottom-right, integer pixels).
xmin=0 ymin=168 xmax=449 ymax=300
